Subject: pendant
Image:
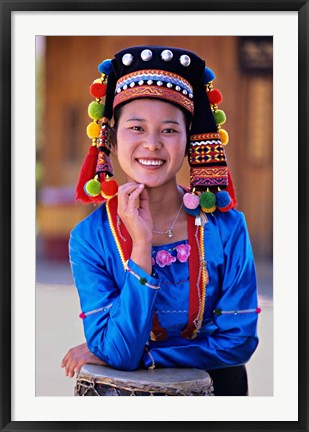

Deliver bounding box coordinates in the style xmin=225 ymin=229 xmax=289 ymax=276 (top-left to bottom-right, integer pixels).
xmin=167 ymin=229 xmax=174 ymax=238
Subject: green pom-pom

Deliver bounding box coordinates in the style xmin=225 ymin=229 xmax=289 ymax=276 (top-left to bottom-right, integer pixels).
xmin=84 ymin=179 xmax=101 ymax=197
xmin=88 ymin=101 xmax=104 ymax=120
xmin=214 ymin=308 xmax=222 ymax=316
xmin=139 ymin=277 xmax=147 ymax=285
xmin=213 ymin=109 xmax=226 ymax=126
xmin=200 ymin=191 xmax=216 ymax=209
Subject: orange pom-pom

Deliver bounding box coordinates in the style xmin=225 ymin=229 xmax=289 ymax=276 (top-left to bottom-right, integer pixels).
xmin=101 ymin=178 xmax=118 ymax=199
xmin=201 ymin=205 xmax=216 ymax=213
xmin=219 ymin=129 xmax=229 ymax=145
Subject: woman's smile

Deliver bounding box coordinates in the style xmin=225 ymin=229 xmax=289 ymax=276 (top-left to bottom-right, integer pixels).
xmin=136 ymin=158 xmax=166 ymax=168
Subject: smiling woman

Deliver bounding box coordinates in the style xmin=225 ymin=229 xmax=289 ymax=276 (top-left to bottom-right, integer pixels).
xmin=61 ymin=45 xmax=260 ymax=396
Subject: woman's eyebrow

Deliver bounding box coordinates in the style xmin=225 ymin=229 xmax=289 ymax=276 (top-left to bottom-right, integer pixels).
xmin=125 ymin=118 xmax=145 ymax=122
xmin=162 ymin=120 xmax=180 ymax=125
xmin=125 ymin=118 xmax=180 ymax=124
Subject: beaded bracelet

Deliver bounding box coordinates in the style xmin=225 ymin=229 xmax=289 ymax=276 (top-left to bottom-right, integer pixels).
xmin=79 ymin=303 xmax=113 ymax=319
xmin=125 ymin=261 xmax=160 ymax=290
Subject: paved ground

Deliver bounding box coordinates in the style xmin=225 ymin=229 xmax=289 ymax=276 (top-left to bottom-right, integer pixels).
xmin=36 ymin=256 xmax=273 ymax=396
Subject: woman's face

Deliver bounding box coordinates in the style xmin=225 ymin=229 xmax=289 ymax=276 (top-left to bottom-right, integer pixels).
xmin=114 ymin=99 xmax=187 ymax=188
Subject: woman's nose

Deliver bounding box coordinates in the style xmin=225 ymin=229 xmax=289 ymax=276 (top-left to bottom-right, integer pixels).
xmin=142 ymin=133 xmax=162 ymax=150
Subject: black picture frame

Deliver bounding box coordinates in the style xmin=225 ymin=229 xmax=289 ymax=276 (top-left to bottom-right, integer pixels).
xmin=1 ymin=1 xmax=308 ymax=431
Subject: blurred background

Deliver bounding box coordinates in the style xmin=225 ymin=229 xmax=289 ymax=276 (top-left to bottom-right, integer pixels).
xmin=35 ymin=36 xmax=273 ymax=396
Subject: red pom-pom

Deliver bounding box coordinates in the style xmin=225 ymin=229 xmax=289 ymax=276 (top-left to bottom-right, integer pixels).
xmin=256 ymin=307 xmax=262 ymax=314
xmin=101 ymin=178 xmax=118 ymax=198
xmin=207 ymin=89 xmax=223 ymax=105
xmin=79 ymin=312 xmax=86 ymax=319
xmin=90 ymin=83 xmax=107 ymax=98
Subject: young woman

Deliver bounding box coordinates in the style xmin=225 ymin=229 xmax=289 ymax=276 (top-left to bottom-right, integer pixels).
xmin=61 ymin=45 xmax=260 ymax=396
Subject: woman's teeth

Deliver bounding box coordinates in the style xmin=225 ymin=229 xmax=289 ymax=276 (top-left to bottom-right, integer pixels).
xmin=137 ymin=159 xmax=164 ymax=166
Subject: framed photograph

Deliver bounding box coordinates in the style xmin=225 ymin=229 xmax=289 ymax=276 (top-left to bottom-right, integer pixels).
xmin=1 ymin=1 xmax=308 ymax=431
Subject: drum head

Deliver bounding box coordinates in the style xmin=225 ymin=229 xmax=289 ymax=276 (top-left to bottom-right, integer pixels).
xmin=76 ymin=364 xmax=214 ymax=396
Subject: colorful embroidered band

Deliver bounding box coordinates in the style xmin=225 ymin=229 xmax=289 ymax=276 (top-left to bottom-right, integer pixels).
xmin=189 ymin=132 xmax=228 ymax=190
xmin=113 ymin=69 xmax=194 ymax=114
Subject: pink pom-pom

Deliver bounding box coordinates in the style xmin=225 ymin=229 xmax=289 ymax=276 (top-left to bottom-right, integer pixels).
xmin=79 ymin=312 xmax=86 ymax=319
xmin=256 ymin=307 xmax=262 ymax=314
xmin=183 ymin=192 xmax=200 ymax=210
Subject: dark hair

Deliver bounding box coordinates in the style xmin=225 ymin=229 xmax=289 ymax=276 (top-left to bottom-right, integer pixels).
xmin=112 ymin=101 xmax=192 ymax=154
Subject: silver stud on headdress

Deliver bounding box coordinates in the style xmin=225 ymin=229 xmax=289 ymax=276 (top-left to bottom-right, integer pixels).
xmin=141 ymin=49 xmax=153 ymax=61
xmin=180 ymin=54 xmax=191 ymax=67
xmin=122 ymin=53 xmax=134 ymax=66
xmin=161 ymin=49 xmax=173 ymax=62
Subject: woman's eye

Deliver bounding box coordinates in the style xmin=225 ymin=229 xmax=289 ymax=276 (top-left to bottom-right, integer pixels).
xmin=131 ymin=126 xmax=143 ymax=131
xmin=162 ymin=128 xmax=177 ymax=134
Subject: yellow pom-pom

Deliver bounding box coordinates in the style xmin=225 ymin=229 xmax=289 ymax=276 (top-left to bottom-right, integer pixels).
xmin=219 ymin=129 xmax=229 ymax=145
xmin=86 ymin=122 xmax=101 ymax=139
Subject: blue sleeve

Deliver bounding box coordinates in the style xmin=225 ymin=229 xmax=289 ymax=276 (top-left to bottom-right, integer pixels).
xmin=70 ymin=223 xmax=160 ymax=371
xmin=143 ymin=211 xmax=259 ymax=370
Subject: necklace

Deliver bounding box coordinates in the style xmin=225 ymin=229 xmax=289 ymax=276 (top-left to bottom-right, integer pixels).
xmin=152 ymin=202 xmax=184 ymax=239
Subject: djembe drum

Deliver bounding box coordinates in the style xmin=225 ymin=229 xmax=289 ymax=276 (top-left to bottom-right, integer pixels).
xmin=75 ymin=364 xmax=214 ymax=396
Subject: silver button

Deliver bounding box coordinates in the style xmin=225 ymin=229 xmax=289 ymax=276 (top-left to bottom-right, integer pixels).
xmin=141 ymin=49 xmax=153 ymax=61
xmin=180 ymin=54 xmax=191 ymax=67
xmin=161 ymin=49 xmax=173 ymax=61
xmin=122 ymin=53 xmax=134 ymax=66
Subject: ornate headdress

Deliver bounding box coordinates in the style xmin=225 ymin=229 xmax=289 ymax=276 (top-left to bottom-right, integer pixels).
xmin=76 ymin=45 xmax=237 ymax=216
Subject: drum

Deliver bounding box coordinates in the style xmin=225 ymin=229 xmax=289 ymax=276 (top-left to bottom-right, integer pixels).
xmin=75 ymin=364 xmax=214 ymax=396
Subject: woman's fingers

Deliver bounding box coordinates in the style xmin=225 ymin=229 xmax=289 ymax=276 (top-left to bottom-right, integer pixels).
xmin=138 ymin=187 xmax=150 ymax=212
xmin=61 ymin=343 xmax=108 ymax=379
xmin=118 ymin=183 xmax=144 ymax=215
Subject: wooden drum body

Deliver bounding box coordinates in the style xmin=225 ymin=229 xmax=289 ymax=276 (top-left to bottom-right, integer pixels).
xmin=75 ymin=364 xmax=214 ymax=396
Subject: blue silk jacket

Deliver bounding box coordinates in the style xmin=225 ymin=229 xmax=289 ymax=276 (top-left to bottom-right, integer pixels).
xmin=69 ymin=199 xmax=259 ymax=371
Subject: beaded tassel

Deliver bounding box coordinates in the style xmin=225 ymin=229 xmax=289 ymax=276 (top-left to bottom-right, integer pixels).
xmin=76 ymin=69 xmax=118 ymax=204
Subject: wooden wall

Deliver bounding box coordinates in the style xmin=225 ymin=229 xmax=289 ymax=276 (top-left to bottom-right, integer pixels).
xmin=39 ymin=36 xmax=272 ymax=259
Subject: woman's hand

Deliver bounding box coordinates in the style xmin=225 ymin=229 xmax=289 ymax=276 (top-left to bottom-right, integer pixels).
xmin=117 ymin=183 xmax=153 ymax=274
xmin=61 ymin=343 xmax=107 ymax=378
xmin=117 ymin=182 xmax=153 ymax=244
